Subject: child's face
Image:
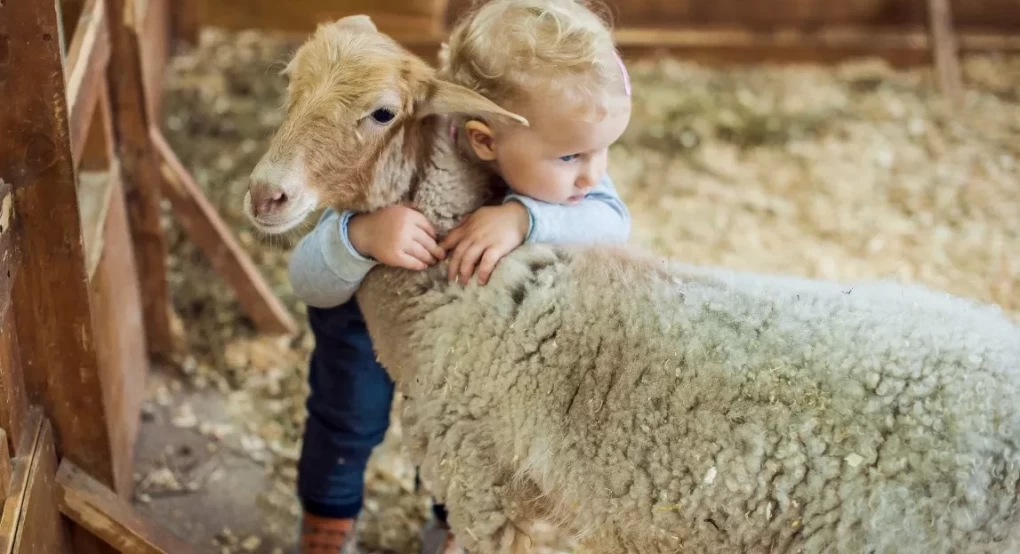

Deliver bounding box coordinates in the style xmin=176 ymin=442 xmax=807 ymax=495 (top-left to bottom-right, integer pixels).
xmin=468 ymin=94 xmax=631 ymax=205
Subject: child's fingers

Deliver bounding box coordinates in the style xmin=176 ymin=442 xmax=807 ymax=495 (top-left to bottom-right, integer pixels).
xmin=398 ymin=252 xmax=429 ymax=271
xmin=458 ymin=242 xmax=488 ymax=284
xmin=439 ymin=225 xmax=466 ymax=250
xmin=477 ymin=246 xmax=506 ymax=285
xmin=416 ymin=229 xmax=446 ymax=260
xmin=406 ymin=242 xmax=437 ymax=266
xmin=412 ymin=212 xmax=437 ymax=239
xmin=447 ymin=240 xmax=470 ymax=282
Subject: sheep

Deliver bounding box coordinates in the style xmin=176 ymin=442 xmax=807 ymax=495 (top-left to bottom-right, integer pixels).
xmin=244 ymin=15 xmax=1020 ymax=554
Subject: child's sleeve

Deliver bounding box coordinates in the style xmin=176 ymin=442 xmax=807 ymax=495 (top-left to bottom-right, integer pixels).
xmin=287 ymin=209 xmax=378 ymax=308
xmin=503 ymin=174 xmax=631 ymax=245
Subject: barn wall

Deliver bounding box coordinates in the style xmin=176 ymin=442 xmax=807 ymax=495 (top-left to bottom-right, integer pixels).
xmin=445 ymin=0 xmax=1020 ymax=31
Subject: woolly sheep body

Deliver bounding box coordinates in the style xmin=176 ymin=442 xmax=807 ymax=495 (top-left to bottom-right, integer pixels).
xmin=356 ymin=243 xmax=1020 ymax=554
xmin=244 ymin=16 xmax=1020 ymax=553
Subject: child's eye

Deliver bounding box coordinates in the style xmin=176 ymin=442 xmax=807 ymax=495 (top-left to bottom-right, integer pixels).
xmin=370 ymin=108 xmax=396 ymax=124
xmin=559 ymin=154 xmax=579 ymax=162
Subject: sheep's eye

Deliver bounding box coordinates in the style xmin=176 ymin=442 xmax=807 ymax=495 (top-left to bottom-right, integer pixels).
xmin=370 ymin=108 xmax=396 ymax=124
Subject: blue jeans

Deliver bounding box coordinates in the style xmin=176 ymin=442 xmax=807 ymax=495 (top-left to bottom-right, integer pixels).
xmin=297 ymin=298 xmax=447 ymax=523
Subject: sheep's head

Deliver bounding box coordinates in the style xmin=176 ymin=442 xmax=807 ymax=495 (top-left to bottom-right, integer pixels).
xmin=244 ymin=15 xmax=527 ymax=235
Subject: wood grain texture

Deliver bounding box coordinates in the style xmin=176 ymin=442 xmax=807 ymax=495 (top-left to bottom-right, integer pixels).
xmin=140 ymin=0 xmax=170 ymax=118
xmin=8 ymin=418 xmax=74 ymax=554
xmin=152 ymin=129 xmax=298 ymax=335
xmin=198 ymin=0 xmax=449 ymax=34
xmin=0 ymin=310 xmax=26 ymax=454
xmin=65 ymin=0 xmax=111 ymax=170
xmin=57 ymin=460 xmax=204 ymax=554
xmin=0 ymin=0 xmax=117 ymax=489
xmin=0 ymin=408 xmax=41 ymax=552
xmin=89 ymin=166 xmax=150 ymax=499
xmin=104 ymin=0 xmax=176 ymax=355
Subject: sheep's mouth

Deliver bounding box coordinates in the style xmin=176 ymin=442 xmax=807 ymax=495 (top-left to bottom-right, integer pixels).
xmin=243 ymin=191 xmax=318 ymax=235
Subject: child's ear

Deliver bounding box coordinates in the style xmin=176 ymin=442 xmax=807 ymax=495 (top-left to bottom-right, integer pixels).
xmin=464 ymin=120 xmax=497 ymax=161
xmin=418 ymin=79 xmax=528 ymax=127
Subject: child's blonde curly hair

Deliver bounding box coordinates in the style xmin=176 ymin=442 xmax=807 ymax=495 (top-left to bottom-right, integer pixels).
xmin=438 ymin=0 xmax=628 ymax=119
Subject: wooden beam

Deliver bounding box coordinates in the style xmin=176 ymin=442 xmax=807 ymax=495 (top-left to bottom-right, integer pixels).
xmin=0 ymin=409 xmax=42 ymax=551
xmin=151 ymin=129 xmax=298 ymax=335
xmin=0 ymin=178 xmax=25 ymax=456
xmin=170 ymin=0 xmax=201 ymax=44
xmin=927 ymin=0 xmax=964 ymax=105
xmin=0 ymin=310 xmax=27 ymax=455
xmin=65 ymin=0 xmax=111 ymax=169
xmin=0 ymin=411 xmax=74 ymax=554
xmin=0 ymin=0 xmax=118 ymax=490
xmin=608 ymin=25 xmax=1020 ymax=66
xmin=103 ymin=0 xmax=177 ymax=355
xmin=89 ymin=164 xmax=151 ymax=499
xmin=140 ymin=0 xmax=171 ymax=118
xmin=57 ymin=460 xmax=204 ymax=554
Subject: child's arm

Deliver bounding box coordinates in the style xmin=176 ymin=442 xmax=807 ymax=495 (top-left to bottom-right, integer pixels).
xmin=504 ymin=174 xmax=630 ymax=245
xmin=440 ymin=174 xmax=630 ymax=285
xmin=289 ymin=207 xmax=445 ymax=308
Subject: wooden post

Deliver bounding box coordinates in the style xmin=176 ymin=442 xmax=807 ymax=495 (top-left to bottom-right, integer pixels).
xmin=0 ymin=0 xmax=117 ymax=489
xmin=0 ymin=410 xmax=75 ymax=554
xmin=57 ymin=461 xmax=205 ymax=554
xmin=102 ymin=0 xmax=177 ymax=355
xmin=927 ymin=0 xmax=964 ymax=105
xmin=0 ymin=178 xmax=27 ymax=453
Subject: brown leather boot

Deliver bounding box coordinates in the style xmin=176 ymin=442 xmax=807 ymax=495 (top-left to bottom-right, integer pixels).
xmin=301 ymin=513 xmax=359 ymax=554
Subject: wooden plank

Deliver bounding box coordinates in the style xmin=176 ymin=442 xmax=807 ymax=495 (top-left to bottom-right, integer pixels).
xmin=57 ymin=460 xmax=204 ymax=554
xmin=0 ymin=308 xmax=26 ymax=454
xmin=89 ymin=166 xmax=150 ymax=499
xmin=140 ymin=0 xmax=171 ymax=118
xmin=197 ymin=0 xmax=447 ymax=35
xmin=0 ymin=178 xmax=15 ymax=332
xmin=151 ymin=129 xmax=298 ymax=335
xmin=609 ymin=25 xmax=1020 ymax=66
xmin=170 ymin=0 xmax=201 ymax=44
xmin=0 ymin=409 xmax=42 ymax=551
xmin=455 ymin=0 xmax=1020 ymax=30
xmin=65 ymin=0 xmax=111 ymax=170
xmin=60 ymin=0 xmax=90 ymax=45
xmin=927 ymin=0 xmax=964 ymax=105
xmin=0 ymin=429 xmax=10 ymax=498
xmin=0 ymin=0 xmax=118 ymax=490
xmin=104 ymin=0 xmax=176 ymax=355
xmin=9 ymin=417 xmax=74 ymax=554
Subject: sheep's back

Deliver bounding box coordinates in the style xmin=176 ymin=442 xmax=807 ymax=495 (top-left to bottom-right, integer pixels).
xmin=440 ymin=244 xmax=1020 ymax=554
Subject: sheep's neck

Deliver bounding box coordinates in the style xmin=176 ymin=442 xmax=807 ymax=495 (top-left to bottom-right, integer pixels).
xmin=407 ymin=117 xmax=498 ymax=236
xmin=356 ymin=117 xmax=496 ymax=385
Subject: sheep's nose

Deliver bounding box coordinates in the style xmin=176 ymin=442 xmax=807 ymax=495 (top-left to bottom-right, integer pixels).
xmin=249 ymin=181 xmax=289 ymax=218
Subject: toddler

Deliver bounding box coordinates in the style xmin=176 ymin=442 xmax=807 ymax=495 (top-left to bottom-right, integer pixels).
xmin=287 ymin=1 xmax=633 ymax=553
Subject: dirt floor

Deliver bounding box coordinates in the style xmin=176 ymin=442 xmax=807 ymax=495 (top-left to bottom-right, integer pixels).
xmin=137 ymin=27 xmax=1020 ymax=554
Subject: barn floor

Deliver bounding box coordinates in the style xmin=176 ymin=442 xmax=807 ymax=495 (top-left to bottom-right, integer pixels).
xmin=135 ymin=28 xmax=1020 ymax=554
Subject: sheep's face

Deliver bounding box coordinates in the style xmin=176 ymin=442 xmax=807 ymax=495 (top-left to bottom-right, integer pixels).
xmin=245 ymin=15 xmax=527 ymax=235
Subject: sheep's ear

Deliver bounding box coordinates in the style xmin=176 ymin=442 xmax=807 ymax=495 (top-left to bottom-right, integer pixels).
xmin=418 ymin=79 xmax=529 ymax=127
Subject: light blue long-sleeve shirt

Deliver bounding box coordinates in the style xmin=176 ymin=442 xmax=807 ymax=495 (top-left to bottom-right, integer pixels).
xmin=288 ymin=174 xmax=630 ymax=308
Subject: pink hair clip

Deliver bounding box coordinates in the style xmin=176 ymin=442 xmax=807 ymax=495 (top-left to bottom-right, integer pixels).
xmin=614 ymin=50 xmax=631 ymax=97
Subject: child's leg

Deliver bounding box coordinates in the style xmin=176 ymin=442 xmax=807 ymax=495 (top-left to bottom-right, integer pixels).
xmin=298 ymin=298 xmax=394 ymax=551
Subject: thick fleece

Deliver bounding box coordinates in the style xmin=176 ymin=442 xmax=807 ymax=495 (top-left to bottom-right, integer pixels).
xmin=248 ymin=17 xmax=1020 ymax=554
xmin=356 ymin=243 xmax=1020 ymax=554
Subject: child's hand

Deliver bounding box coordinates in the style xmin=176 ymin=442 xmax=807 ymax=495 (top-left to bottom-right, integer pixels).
xmin=440 ymin=202 xmax=529 ymax=285
xmin=348 ymin=205 xmax=446 ymax=271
